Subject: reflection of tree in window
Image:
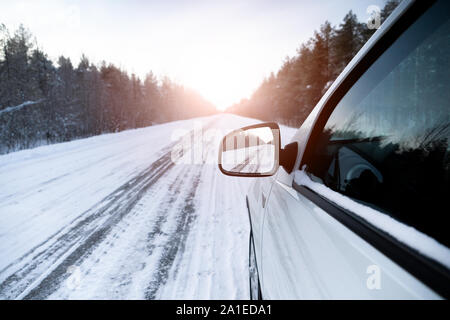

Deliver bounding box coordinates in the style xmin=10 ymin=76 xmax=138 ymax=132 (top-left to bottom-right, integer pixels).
xmin=307 ymin=0 xmax=450 ymax=247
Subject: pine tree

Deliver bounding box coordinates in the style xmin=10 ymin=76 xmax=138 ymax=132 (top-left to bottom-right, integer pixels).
xmin=332 ymin=11 xmax=364 ymax=73
xmin=381 ymin=0 xmax=401 ymax=23
xmin=29 ymin=48 xmax=54 ymax=99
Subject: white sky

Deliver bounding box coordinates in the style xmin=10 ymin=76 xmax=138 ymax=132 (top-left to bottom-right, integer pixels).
xmin=0 ymin=0 xmax=386 ymax=110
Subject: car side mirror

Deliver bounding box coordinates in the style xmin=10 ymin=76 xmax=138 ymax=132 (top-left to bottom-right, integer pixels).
xmin=218 ymin=122 xmax=298 ymax=177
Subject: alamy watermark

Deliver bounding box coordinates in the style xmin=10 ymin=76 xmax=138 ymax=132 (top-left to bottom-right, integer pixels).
xmin=367 ymin=5 xmax=382 ymax=30
xmin=14 ymin=2 xmax=80 ymax=30
xmin=170 ymin=121 xmax=279 ymax=167
xmin=66 ymin=265 xmax=82 ymax=290
xmin=366 ymin=264 xmax=381 ymax=290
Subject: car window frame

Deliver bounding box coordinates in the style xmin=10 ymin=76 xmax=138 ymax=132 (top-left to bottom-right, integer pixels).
xmin=293 ymin=0 xmax=450 ymax=298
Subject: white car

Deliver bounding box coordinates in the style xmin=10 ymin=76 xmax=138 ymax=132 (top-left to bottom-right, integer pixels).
xmin=219 ymin=0 xmax=450 ymax=299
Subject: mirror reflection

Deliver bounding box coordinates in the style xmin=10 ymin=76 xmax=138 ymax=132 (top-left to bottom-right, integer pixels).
xmin=221 ymin=127 xmax=277 ymax=175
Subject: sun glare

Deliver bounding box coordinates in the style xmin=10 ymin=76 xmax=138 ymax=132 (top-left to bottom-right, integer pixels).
xmin=178 ymin=61 xmax=254 ymax=111
xmin=167 ymin=43 xmax=262 ymax=112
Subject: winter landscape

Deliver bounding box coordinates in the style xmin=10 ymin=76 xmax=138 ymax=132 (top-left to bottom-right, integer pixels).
xmin=0 ymin=0 xmax=405 ymax=300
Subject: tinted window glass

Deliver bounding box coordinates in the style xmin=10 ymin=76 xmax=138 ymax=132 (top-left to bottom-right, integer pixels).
xmin=307 ymin=0 xmax=450 ymax=247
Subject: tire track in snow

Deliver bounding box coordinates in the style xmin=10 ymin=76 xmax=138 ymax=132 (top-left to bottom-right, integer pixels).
xmin=0 ymin=120 xmax=217 ymax=299
xmin=143 ymin=126 xmax=217 ymax=298
xmin=0 ymin=145 xmax=175 ymax=299
xmin=144 ymin=170 xmax=202 ymax=299
xmin=154 ymin=128 xmax=252 ymax=299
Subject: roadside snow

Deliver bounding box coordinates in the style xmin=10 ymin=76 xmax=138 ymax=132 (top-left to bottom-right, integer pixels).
xmin=294 ymin=170 xmax=450 ymax=268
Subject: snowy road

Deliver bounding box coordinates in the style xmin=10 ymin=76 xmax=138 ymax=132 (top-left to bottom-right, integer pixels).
xmin=0 ymin=114 xmax=295 ymax=299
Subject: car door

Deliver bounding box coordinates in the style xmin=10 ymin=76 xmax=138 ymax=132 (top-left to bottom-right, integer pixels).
xmin=247 ymin=175 xmax=276 ymax=266
xmin=261 ymin=0 xmax=450 ymax=299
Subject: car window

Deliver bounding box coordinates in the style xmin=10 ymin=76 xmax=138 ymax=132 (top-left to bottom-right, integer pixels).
xmin=305 ymin=0 xmax=450 ymax=247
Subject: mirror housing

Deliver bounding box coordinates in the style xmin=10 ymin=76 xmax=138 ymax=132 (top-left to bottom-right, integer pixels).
xmin=218 ymin=122 xmax=297 ymax=177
